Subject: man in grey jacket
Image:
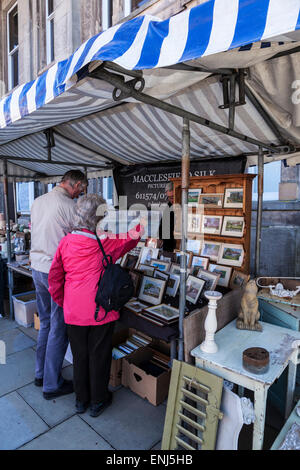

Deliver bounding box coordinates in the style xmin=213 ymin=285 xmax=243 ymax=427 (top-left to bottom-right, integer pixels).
xmin=30 ymin=170 xmax=87 ymax=399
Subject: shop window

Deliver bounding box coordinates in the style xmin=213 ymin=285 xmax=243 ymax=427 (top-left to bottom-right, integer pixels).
xmin=16 ymin=182 xmax=35 ymax=214
xmin=124 ymin=0 xmax=145 ymax=16
xmin=103 ymin=177 xmax=113 ymax=205
xmin=46 ymin=0 xmax=55 ymax=64
xmin=7 ymin=3 xmax=19 ymax=90
xmin=101 ymin=0 xmax=112 ymax=31
xmin=248 ymin=160 xmax=281 ymax=201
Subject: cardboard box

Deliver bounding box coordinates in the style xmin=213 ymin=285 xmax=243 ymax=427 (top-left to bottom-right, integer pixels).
xmin=121 ymin=346 xmax=171 ymax=406
xmin=34 ymin=312 xmax=40 ymax=330
xmin=110 ymin=328 xmax=152 ymax=388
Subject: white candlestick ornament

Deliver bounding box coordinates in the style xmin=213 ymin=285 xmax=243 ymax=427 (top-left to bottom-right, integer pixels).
xmin=200 ymin=290 xmax=223 ymax=354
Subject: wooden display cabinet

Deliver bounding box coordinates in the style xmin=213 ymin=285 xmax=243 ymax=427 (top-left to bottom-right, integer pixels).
xmin=171 ymin=174 xmax=256 ymax=274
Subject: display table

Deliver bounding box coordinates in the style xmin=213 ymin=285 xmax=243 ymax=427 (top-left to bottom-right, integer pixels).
xmin=191 ymin=319 xmax=300 ymax=450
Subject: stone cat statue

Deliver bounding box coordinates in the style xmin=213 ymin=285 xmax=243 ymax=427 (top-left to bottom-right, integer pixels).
xmin=236 ymin=279 xmax=262 ymax=331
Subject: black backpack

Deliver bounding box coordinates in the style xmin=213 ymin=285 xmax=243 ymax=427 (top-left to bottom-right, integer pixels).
xmin=94 ymin=235 xmax=134 ymax=322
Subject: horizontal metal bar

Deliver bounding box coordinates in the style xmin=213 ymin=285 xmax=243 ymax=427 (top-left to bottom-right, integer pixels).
xmin=181 ymin=387 xmax=209 ymax=405
xmin=179 ymin=400 xmax=207 ymax=418
xmin=176 ymin=424 xmax=204 ymax=445
xmin=90 ymin=68 xmax=286 ymax=154
xmin=178 ymin=411 xmax=205 ymax=432
xmin=161 ymin=63 xmax=234 ymax=75
xmin=183 ymin=375 xmax=211 ymax=393
xmin=0 ymin=156 xmax=110 ymax=169
xmin=175 ymin=436 xmax=195 ymax=451
xmin=101 ymin=61 xmax=143 ymax=78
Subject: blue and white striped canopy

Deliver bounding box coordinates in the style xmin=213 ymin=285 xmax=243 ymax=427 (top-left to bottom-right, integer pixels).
xmin=1 ymin=0 xmax=300 ymax=178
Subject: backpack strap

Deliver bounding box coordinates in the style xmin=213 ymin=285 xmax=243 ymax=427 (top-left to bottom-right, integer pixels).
xmin=95 ymin=234 xmax=113 ymax=269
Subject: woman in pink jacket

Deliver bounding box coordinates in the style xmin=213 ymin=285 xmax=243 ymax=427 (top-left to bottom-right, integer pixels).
xmin=48 ymin=194 xmax=145 ymax=417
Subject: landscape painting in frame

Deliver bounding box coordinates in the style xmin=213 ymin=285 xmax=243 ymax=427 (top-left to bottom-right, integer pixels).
xmin=186 ymin=275 xmax=205 ymax=304
xmin=196 ymin=269 xmax=220 ymax=291
xmin=208 ymin=264 xmax=232 ymax=287
xmin=136 ymin=247 xmax=159 ymax=267
xmin=150 ymin=259 xmax=171 ymax=272
xmin=201 ymin=241 xmax=222 ymax=261
xmin=221 ymin=216 xmax=245 ymax=238
xmin=145 ymin=304 xmax=179 ymax=322
xmin=199 ymin=193 xmax=224 ymax=208
xmin=224 ymin=188 xmax=244 ymax=208
xmin=202 ymin=215 xmax=223 ymax=235
xmin=191 ymin=256 xmax=209 ymax=270
xmin=125 ymin=299 xmax=148 ymax=313
xmin=218 ymin=244 xmax=244 ymax=267
xmin=138 ymin=275 xmax=166 ymax=305
xmin=188 ymin=188 xmax=202 ymax=205
xmin=166 ymin=273 xmax=180 ymax=297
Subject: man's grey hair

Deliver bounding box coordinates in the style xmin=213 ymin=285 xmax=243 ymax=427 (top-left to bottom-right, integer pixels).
xmin=165 ymin=182 xmax=173 ymax=192
xmin=72 ymin=194 xmax=107 ymax=233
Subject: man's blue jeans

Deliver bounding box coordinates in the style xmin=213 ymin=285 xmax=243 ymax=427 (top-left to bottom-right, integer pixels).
xmin=32 ymin=269 xmax=69 ymax=393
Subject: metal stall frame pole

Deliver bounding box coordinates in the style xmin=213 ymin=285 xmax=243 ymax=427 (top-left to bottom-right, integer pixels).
xmin=255 ymin=147 xmax=264 ymax=277
xmin=178 ymin=118 xmax=190 ymax=362
xmin=2 ymin=160 xmax=14 ymax=319
xmin=13 ymin=178 xmax=18 ymax=223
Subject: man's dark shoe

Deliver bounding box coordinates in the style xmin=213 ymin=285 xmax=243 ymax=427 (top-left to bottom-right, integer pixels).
xmin=75 ymin=400 xmax=89 ymax=414
xmin=89 ymin=392 xmax=113 ymax=418
xmin=43 ymin=379 xmax=74 ymax=400
xmin=34 ymin=377 xmax=43 ymax=387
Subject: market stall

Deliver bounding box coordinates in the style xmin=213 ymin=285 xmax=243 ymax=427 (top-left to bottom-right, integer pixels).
xmin=1 ymin=0 xmax=300 ymax=450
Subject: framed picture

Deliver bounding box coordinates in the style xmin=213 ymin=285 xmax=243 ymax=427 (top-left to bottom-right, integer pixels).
xmin=188 ymin=214 xmax=201 ymax=233
xmin=188 ymin=188 xmax=202 ymax=205
xmin=144 ymin=303 xmax=179 ymax=322
xmin=138 ymin=275 xmax=167 ymax=305
xmin=186 ymin=275 xmax=205 ymax=304
xmin=128 ymin=270 xmax=143 ymax=296
xmin=200 ymin=241 xmax=222 ymax=261
xmin=136 ymin=246 xmax=159 ymax=267
xmin=196 ymin=269 xmax=220 ymax=291
xmin=221 ymin=216 xmax=245 ymax=238
xmin=138 ymin=264 xmax=156 ymax=276
xmin=150 ymin=259 xmax=171 ymax=272
xmin=218 ymin=244 xmax=244 ymax=267
xmin=201 ymin=215 xmax=223 ymax=235
xmin=208 ymin=264 xmax=232 ymax=287
xmin=191 ymin=255 xmax=209 ymax=270
xmin=154 ymin=270 xmax=170 ymax=282
xmin=125 ymin=298 xmax=148 ymax=313
xmin=223 ymin=188 xmax=244 ymax=208
xmin=166 ymin=273 xmax=180 ymax=297
xmin=170 ymin=263 xmax=192 ymax=276
xmin=199 ymin=193 xmax=224 ymax=208
xmin=230 ymin=270 xmax=250 ymax=289
xmin=174 ymin=249 xmax=193 ymax=267
xmin=121 ymin=253 xmax=139 ymax=269
xmin=186 ymin=239 xmax=202 ymax=254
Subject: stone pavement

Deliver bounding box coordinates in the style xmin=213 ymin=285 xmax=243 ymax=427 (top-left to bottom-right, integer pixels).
xmin=0 ymin=316 xmax=286 ymax=451
xmin=0 ymin=317 xmax=166 ymax=450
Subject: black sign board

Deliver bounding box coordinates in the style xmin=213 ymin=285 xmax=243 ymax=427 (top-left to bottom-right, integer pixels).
xmin=113 ymin=156 xmax=247 ymax=208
